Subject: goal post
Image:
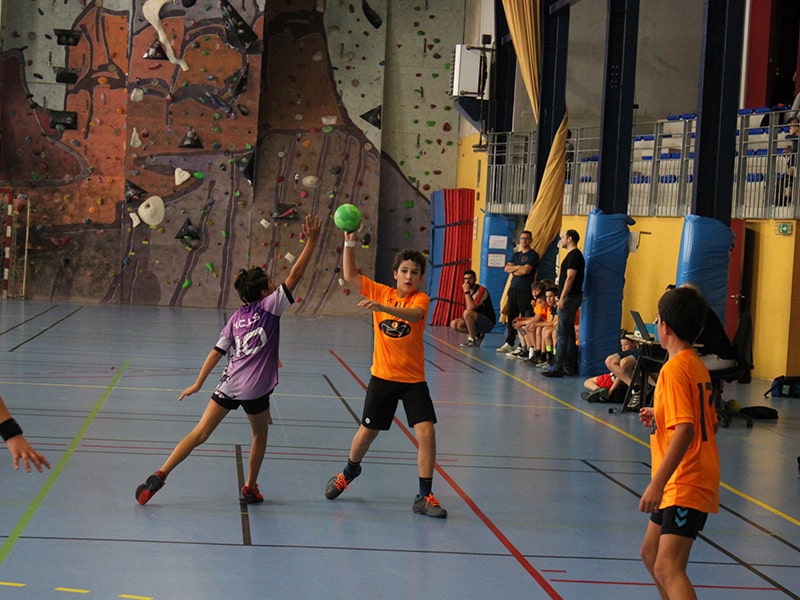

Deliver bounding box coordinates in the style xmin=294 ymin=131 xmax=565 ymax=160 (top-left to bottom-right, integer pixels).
xmin=0 ymin=187 xmax=30 ymax=300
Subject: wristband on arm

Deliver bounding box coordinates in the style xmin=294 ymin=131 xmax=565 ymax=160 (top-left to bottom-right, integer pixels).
xmin=0 ymin=418 xmax=23 ymax=441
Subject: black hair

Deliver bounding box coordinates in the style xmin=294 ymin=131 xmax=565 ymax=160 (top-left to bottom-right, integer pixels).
xmin=657 ymin=287 xmax=707 ymax=344
xmin=566 ymin=229 xmax=580 ymax=244
xmin=545 ymin=286 xmax=559 ymax=295
xmin=464 ymin=269 xmax=477 ymax=278
xmin=393 ymin=249 xmax=426 ymax=276
xmin=234 ymin=267 xmax=270 ymax=304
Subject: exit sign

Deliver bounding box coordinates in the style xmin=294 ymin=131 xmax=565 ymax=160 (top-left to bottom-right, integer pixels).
xmin=777 ymin=222 xmax=793 ymax=235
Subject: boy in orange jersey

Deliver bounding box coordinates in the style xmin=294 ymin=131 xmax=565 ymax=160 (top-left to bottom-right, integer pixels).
xmin=324 ymin=230 xmax=446 ymax=518
xmin=638 ymin=286 xmax=720 ymax=598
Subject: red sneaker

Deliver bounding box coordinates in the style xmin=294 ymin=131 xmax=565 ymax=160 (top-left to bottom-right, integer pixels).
xmin=240 ymin=484 xmax=264 ymax=504
xmin=135 ymin=471 xmax=166 ymax=505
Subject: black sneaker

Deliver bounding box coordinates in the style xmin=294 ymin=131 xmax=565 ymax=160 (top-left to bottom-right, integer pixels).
xmin=412 ymin=493 xmax=447 ymax=518
xmin=136 ymin=471 xmax=166 ymax=505
xmin=240 ymin=484 xmax=264 ymax=504
xmin=324 ymin=472 xmax=350 ymax=499
xmin=585 ymin=388 xmax=609 ymax=403
xmin=542 ymin=369 xmax=565 ymax=378
xmin=460 ymin=338 xmax=479 ymax=347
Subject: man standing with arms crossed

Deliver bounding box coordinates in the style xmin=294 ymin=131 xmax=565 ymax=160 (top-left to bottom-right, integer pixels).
xmin=497 ymin=231 xmax=539 ymax=353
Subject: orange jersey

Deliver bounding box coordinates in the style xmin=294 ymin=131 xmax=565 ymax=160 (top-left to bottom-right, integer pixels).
xmin=361 ymin=276 xmax=428 ymax=383
xmin=533 ymin=301 xmax=549 ymax=320
xmin=652 ymin=349 xmax=720 ymax=513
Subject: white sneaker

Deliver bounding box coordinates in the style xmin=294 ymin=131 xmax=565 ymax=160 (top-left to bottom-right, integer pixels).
xmin=496 ymin=342 xmax=514 ymax=353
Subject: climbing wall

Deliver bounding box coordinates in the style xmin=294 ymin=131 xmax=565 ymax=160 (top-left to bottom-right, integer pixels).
xmin=374 ymin=1 xmax=465 ymax=282
xmin=118 ymin=0 xmax=266 ymax=306
xmin=0 ymin=0 xmax=465 ymax=308
xmin=0 ymin=2 xmax=131 ymax=302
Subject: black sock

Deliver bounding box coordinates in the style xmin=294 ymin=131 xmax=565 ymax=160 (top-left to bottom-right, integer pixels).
xmin=343 ymin=459 xmax=362 ymax=482
xmin=419 ymin=477 xmax=433 ymax=498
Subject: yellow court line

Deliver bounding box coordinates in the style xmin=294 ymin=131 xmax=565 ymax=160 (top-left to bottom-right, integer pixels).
xmin=0 ymin=581 xmax=25 ymax=587
xmin=428 ymin=333 xmax=800 ymax=527
xmin=119 ymin=594 xmax=154 ymax=600
xmin=55 ymin=588 xmax=90 ymax=594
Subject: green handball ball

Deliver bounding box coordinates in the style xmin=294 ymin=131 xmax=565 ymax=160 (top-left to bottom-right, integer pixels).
xmin=334 ymin=203 xmax=362 ymax=232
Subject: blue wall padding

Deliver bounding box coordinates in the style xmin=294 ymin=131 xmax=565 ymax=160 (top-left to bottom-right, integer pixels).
xmin=676 ymin=215 xmax=733 ymax=323
xmin=580 ymin=209 xmax=635 ymax=375
xmin=480 ymin=213 xmax=516 ymax=330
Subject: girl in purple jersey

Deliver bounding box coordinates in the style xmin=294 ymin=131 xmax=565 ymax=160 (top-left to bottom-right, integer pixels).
xmin=135 ymin=214 xmax=321 ymax=505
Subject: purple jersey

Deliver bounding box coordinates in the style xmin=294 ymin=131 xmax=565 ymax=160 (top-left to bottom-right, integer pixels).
xmin=214 ymin=284 xmax=293 ymax=400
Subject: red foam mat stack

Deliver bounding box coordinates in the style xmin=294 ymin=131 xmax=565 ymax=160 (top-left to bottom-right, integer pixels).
xmin=428 ymin=188 xmax=474 ymax=326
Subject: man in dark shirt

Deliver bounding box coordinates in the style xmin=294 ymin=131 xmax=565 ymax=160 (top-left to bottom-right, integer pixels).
xmin=451 ymin=269 xmax=496 ymax=347
xmin=695 ymin=299 xmax=736 ymax=371
xmin=543 ymin=229 xmax=584 ymax=377
xmin=497 ymin=231 xmax=539 ymax=352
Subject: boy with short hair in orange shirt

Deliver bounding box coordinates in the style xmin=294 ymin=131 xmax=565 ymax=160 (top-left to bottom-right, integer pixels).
xmin=639 ymin=286 xmax=720 ymax=598
xmin=324 ymin=230 xmax=446 ymax=518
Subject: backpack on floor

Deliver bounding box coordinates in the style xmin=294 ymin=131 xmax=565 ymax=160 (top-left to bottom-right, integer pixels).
xmin=764 ymin=375 xmax=800 ymax=399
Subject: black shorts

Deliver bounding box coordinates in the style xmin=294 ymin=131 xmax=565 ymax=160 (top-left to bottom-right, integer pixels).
xmin=362 ymin=376 xmax=437 ymax=430
xmin=650 ymin=506 xmax=708 ymax=539
xmin=475 ymin=313 xmax=495 ymax=334
xmin=212 ymin=391 xmax=271 ymax=415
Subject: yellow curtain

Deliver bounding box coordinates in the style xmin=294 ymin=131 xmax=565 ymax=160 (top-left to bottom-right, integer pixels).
xmin=498 ymin=0 xmax=568 ymax=322
xmin=501 ymin=0 xmax=541 ymax=123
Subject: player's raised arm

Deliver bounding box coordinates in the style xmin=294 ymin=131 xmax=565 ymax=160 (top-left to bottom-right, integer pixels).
xmin=284 ymin=214 xmax=321 ymax=292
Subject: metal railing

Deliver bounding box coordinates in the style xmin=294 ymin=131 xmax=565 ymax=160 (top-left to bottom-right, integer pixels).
xmin=485 ymin=110 xmax=800 ymax=219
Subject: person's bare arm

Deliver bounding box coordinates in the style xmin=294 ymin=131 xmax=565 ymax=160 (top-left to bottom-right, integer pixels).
xmin=284 ymin=214 xmax=322 ymax=292
xmin=342 ymin=231 xmax=361 ymax=286
xmin=0 ymin=396 xmax=51 ymax=472
xmin=638 ymin=423 xmax=694 ymax=513
xmin=557 ymin=269 xmax=577 ymax=309
xmin=179 ymin=348 xmax=224 ymax=400
xmin=357 ymin=298 xmax=425 ymax=322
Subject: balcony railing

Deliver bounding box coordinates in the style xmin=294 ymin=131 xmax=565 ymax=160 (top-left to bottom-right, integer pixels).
xmin=485 ymin=110 xmax=800 ymax=220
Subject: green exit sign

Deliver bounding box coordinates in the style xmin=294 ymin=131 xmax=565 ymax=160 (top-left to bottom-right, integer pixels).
xmin=777 ymin=222 xmax=793 ymax=235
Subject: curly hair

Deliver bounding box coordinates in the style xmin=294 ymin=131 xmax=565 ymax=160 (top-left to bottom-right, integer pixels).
xmin=392 ymin=249 xmax=426 ymax=275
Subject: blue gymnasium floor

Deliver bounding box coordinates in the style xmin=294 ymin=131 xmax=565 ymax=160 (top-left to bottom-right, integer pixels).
xmin=0 ymin=301 xmax=797 ymax=599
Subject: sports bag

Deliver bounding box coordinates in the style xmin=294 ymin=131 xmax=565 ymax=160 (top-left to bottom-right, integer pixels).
xmin=764 ymin=375 xmax=800 ymax=398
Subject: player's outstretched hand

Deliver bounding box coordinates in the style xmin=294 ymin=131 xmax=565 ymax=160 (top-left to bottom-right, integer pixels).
xmin=357 ymin=296 xmax=383 ymax=313
xmin=179 ymin=383 xmax=201 ymax=401
xmin=7 ymin=436 xmax=51 ymax=473
xmin=302 ymin=214 xmax=322 ymax=245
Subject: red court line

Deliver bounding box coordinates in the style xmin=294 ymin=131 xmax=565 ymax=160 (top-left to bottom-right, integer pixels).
xmin=550 ymin=580 xmax=778 ymax=591
xmin=329 ymin=349 xmax=563 ymax=600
